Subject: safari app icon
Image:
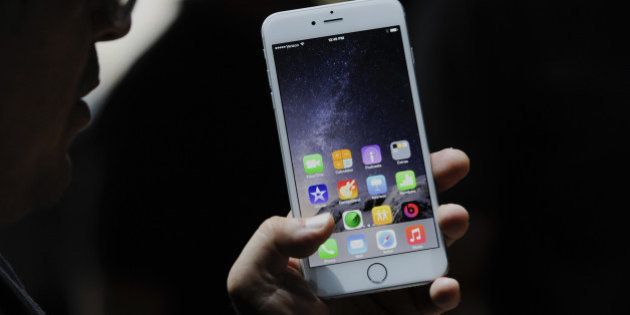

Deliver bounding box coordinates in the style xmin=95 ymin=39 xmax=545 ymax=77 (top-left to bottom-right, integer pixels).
xmin=376 ymin=229 xmax=397 ymax=250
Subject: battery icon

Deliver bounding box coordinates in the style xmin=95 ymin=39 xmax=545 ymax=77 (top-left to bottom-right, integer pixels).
xmin=389 ymin=27 xmax=398 ymax=33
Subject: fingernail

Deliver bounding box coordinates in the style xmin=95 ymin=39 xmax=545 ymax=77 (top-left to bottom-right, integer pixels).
xmin=304 ymin=213 xmax=332 ymax=230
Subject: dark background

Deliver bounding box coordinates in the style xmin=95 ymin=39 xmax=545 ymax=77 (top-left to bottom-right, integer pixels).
xmin=0 ymin=0 xmax=628 ymax=314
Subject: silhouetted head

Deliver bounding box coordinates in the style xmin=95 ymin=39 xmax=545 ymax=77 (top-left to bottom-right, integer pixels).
xmin=0 ymin=0 xmax=134 ymax=224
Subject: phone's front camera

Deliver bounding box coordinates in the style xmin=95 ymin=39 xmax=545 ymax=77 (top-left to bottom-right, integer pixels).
xmin=330 ymin=10 xmax=334 ymax=14
xmin=311 ymin=21 xmax=316 ymax=25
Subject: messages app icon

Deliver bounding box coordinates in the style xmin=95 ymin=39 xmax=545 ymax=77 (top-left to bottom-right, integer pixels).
xmin=303 ymin=154 xmax=323 ymax=174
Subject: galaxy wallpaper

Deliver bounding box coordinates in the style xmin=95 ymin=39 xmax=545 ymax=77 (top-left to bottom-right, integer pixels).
xmin=273 ymin=26 xmax=438 ymax=265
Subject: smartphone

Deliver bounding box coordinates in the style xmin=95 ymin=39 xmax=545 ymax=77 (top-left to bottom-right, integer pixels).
xmin=261 ymin=0 xmax=447 ymax=298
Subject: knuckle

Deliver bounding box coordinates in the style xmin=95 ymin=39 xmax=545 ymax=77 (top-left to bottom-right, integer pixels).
xmin=260 ymin=216 xmax=285 ymax=234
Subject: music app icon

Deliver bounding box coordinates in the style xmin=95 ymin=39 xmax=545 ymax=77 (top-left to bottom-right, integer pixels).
xmin=405 ymin=224 xmax=426 ymax=246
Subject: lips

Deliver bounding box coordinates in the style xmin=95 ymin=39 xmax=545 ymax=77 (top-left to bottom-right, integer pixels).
xmin=63 ymin=47 xmax=98 ymax=147
xmin=69 ymin=76 xmax=97 ymax=139
xmin=73 ymin=48 xmax=99 ymax=129
xmin=78 ymin=47 xmax=100 ymax=98
xmin=71 ymin=78 xmax=97 ymax=135
xmin=79 ymin=78 xmax=100 ymax=98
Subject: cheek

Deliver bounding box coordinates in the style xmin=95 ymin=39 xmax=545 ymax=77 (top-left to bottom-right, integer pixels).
xmin=6 ymin=3 xmax=93 ymax=149
xmin=31 ymin=149 xmax=73 ymax=206
xmin=0 ymin=1 xmax=92 ymax=209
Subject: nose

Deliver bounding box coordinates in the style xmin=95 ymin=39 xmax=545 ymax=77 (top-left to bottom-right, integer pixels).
xmin=92 ymin=0 xmax=135 ymax=42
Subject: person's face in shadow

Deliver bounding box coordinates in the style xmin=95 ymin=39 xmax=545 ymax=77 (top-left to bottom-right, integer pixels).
xmin=0 ymin=0 xmax=133 ymax=223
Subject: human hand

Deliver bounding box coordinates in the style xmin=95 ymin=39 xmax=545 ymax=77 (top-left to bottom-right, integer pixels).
xmin=228 ymin=148 xmax=470 ymax=314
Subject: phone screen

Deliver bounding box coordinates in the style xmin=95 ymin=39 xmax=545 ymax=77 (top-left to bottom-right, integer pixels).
xmin=272 ymin=26 xmax=440 ymax=268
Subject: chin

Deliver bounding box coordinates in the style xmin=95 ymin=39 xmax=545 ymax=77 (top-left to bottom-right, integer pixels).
xmin=0 ymin=153 xmax=73 ymax=225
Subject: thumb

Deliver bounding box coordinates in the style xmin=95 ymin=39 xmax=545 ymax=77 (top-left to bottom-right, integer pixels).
xmin=232 ymin=213 xmax=334 ymax=275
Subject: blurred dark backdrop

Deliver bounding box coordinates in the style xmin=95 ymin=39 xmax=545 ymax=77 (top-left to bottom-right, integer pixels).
xmin=0 ymin=0 xmax=628 ymax=314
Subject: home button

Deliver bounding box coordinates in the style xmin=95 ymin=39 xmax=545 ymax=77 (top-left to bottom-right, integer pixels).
xmin=367 ymin=263 xmax=387 ymax=284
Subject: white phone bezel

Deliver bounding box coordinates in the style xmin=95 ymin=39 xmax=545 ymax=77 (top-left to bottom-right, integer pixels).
xmin=262 ymin=0 xmax=448 ymax=298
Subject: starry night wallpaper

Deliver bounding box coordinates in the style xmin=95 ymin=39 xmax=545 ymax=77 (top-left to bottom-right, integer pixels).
xmin=273 ymin=26 xmax=439 ymax=266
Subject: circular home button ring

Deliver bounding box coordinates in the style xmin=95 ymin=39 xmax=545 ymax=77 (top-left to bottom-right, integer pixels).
xmin=367 ymin=263 xmax=388 ymax=284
